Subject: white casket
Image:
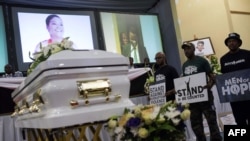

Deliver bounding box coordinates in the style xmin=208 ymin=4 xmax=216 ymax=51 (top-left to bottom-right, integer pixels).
xmin=11 ymin=50 xmax=134 ymax=129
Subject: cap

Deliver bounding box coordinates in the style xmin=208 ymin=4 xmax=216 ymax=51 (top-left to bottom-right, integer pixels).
xmin=181 ymin=42 xmax=195 ymax=49
xmin=224 ymin=32 xmax=242 ymax=47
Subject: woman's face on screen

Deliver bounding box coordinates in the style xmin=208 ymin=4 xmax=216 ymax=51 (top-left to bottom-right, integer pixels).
xmin=121 ymin=33 xmax=129 ymax=45
xmin=47 ymin=17 xmax=64 ymax=38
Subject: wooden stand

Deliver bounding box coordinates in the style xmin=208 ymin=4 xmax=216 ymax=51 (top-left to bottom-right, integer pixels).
xmin=23 ymin=121 xmax=105 ymax=141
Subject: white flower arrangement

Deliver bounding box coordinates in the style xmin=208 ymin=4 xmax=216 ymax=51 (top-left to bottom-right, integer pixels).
xmin=106 ymin=101 xmax=190 ymax=141
xmin=28 ymin=37 xmax=74 ymax=75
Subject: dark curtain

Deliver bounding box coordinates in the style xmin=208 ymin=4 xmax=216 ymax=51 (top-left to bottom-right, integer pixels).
xmin=0 ymin=0 xmax=159 ymax=12
xmin=0 ymin=87 xmax=15 ymax=114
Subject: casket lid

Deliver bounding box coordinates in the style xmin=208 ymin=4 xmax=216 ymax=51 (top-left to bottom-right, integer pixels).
xmin=12 ymin=50 xmax=129 ymax=97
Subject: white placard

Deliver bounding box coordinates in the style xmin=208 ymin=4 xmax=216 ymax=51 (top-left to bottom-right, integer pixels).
xmin=149 ymin=82 xmax=166 ymax=106
xmin=174 ymin=72 xmax=208 ymax=104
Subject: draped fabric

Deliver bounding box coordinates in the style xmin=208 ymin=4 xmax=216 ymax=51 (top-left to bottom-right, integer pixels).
xmin=0 ymin=115 xmax=19 ymax=141
xmin=0 ymin=0 xmax=160 ymax=12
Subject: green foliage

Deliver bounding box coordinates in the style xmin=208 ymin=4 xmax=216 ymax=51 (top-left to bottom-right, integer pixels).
xmin=209 ymin=55 xmax=221 ymax=74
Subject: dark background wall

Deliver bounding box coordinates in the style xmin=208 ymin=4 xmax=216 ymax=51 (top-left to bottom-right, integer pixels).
xmin=150 ymin=0 xmax=181 ymax=74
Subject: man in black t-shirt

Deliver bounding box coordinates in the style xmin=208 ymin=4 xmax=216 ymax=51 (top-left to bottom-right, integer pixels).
xmin=154 ymin=52 xmax=179 ymax=101
xmin=220 ymin=32 xmax=250 ymax=125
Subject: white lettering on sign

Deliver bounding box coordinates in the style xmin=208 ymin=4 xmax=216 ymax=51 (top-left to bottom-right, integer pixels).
xmin=222 ymin=77 xmax=250 ymax=96
xmin=221 ymin=82 xmax=250 ymax=96
xmin=225 ymin=77 xmax=249 ymax=85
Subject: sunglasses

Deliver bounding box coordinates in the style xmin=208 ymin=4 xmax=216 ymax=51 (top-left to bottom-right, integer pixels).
xmin=155 ymin=57 xmax=162 ymax=60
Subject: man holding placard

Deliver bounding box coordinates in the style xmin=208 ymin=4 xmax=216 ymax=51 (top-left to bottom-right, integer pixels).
xmin=220 ymin=33 xmax=250 ymax=126
xmin=179 ymin=42 xmax=222 ymax=141
xmin=149 ymin=52 xmax=179 ymax=106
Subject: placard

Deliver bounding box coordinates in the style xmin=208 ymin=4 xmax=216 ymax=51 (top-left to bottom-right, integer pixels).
xmin=149 ymin=82 xmax=166 ymax=106
xmin=216 ymin=68 xmax=250 ymax=103
xmin=174 ymin=72 xmax=208 ymax=104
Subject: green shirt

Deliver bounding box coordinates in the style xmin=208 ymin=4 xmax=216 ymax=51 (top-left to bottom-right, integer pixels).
xmin=182 ymin=56 xmax=211 ymax=76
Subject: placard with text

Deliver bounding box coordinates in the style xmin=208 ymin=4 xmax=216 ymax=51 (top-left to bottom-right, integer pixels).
xmin=216 ymin=68 xmax=250 ymax=103
xmin=149 ymin=82 xmax=166 ymax=106
xmin=174 ymin=72 xmax=208 ymax=104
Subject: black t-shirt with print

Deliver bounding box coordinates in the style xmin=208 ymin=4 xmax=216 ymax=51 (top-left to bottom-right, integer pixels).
xmin=182 ymin=56 xmax=211 ymax=76
xmin=154 ymin=64 xmax=179 ymax=101
xmin=220 ymin=49 xmax=250 ymax=73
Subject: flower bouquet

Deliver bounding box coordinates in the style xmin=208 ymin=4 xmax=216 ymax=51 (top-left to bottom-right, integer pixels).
xmin=28 ymin=37 xmax=74 ymax=75
xmin=106 ymin=101 xmax=190 ymax=141
xmin=144 ymin=64 xmax=155 ymax=94
xmin=209 ymin=55 xmax=221 ymax=74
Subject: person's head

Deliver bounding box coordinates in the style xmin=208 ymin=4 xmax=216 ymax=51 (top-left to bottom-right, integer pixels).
xmin=144 ymin=57 xmax=150 ymax=64
xmin=4 ymin=64 xmax=13 ymax=75
xmin=120 ymin=32 xmax=129 ymax=45
xmin=129 ymin=57 xmax=134 ymax=66
xmin=128 ymin=26 xmax=137 ymax=43
xmin=155 ymin=52 xmax=166 ymax=67
xmin=182 ymin=42 xmax=195 ymax=59
xmin=196 ymin=40 xmax=204 ymax=52
xmin=224 ymin=32 xmax=242 ymax=53
xmin=46 ymin=14 xmax=64 ymax=39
